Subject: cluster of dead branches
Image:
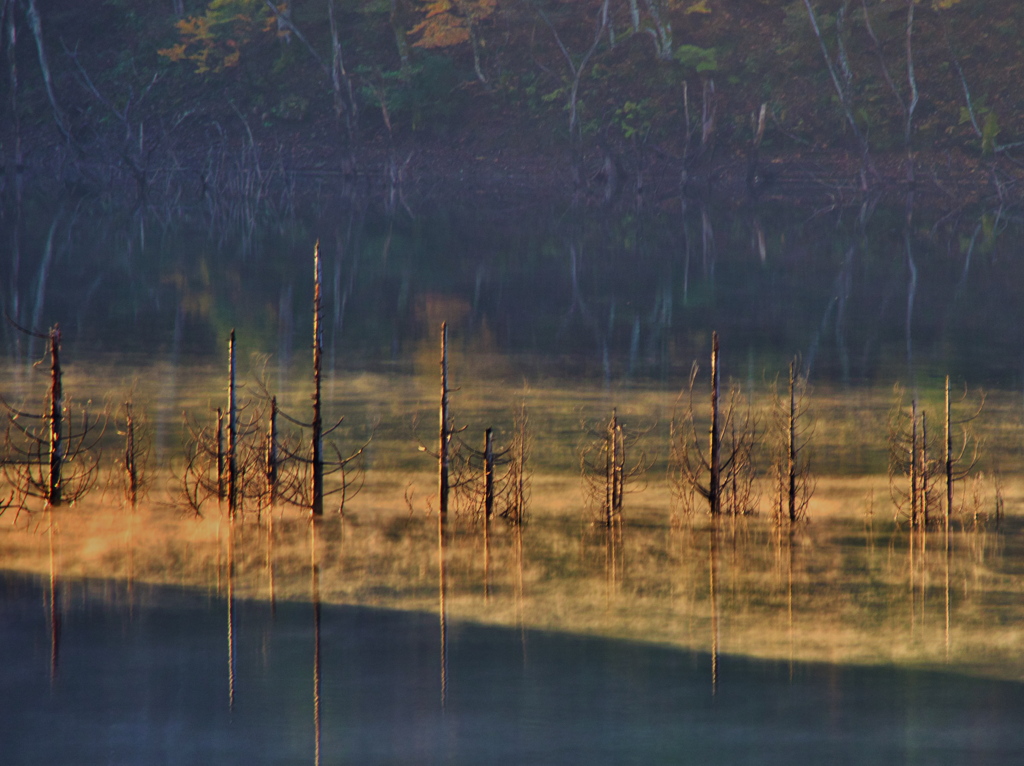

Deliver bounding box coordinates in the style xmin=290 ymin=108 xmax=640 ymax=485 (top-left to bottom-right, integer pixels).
xmin=670 ymin=334 xmax=758 ymax=519
xmin=768 ymin=360 xmax=815 ymax=525
xmin=1 ymin=322 xmax=105 ymax=518
xmin=580 ymin=409 xmax=651 ymax=529
xmin=451 ymin=415 xmax=530 ymax=527
xmin=889 ymin=376 xmax=982 ymax=531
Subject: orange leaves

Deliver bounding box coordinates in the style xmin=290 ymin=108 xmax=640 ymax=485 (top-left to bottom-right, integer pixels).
xmin=410 ymin=0 xmax=496 ymax=50
xmin=157 ymin=0 xmax=277 ymax=74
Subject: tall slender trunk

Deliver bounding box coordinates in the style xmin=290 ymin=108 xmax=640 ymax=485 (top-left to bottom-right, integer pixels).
xmin=920 ymin=410 xmax=928 ymax=528
xmin=311 ymin=242 xmax=324 ymax=516
xmin=216 ymin=407 xmax=225 ymax=502
xmin=787 ymin=360 xmax=797 ymax=524
xmin=483 ymin=427 xmax=494 ymax=521
xmin=944 ymin=375 xmax=953 ymax=534
xmin=266 ymin=396 xmax=278 ymax=507
xmin=439 ymin=322 xmax=450 ymax=521
xmin=227 ymin=329 xmax=238 ymax=517
xmin=910 ymin=399 xmax=918 ymax=528
xmin=708 ymin=332 xmax=721 ymax=516
xmin=47 ymin=326 xmax=62 ymax=506
xmin=124 ymin=401 xmax=138 ymax=507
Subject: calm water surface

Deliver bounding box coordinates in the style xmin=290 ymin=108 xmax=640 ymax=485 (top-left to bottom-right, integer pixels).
xmin=3 ymin=573 xmax=1023 ymax=766
xmin=4 ymin=195 xmax=1024 ymax=763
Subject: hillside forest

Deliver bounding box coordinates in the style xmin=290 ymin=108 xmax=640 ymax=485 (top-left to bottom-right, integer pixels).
xmin=2 ymin=0 xmax=1024 ymax=206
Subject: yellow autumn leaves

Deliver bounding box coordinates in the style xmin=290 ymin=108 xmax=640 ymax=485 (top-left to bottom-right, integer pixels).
xmin=409 ymin=0 xmax=497 ymax=50
xmin=158 ymin=0 xmax=281 ymax=74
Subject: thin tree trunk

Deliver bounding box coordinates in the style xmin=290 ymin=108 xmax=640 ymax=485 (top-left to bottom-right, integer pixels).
xmin=47 ymin=326 xmax=62 ymax=506
xmin=787 ymin=360 xmax=797 ymax=524
xmin=483 ymin=427 xmax=494 ymax=521
xmin=483 ymin=428 xmax=492 ymax=601
xmin=124 ymin=401 xmax=138 ymax=507
xmin=227 ymin=329 xmax=238 ymax=517
xmin=439 ymin=321 xmax=450 ymax=521
xmin=709 ymin=331 xmax=721 ymax=516
xmin=216 ymin=407 xmax=225 ymax=502
xmin=910 ymin=399 xmax=918 ymax=528
xmin=266 ymin=395 xmax=278 ymax=507
xmin=920 ymin=410 xmax=928 ymax=528
xmin=311 ymin=243 xmax=324 ymax=516
xmin=944 ymin=375 xmax=953 ymax=535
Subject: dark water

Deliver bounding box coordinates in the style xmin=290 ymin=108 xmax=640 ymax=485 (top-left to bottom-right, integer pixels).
xmin=3 ymin=573 xmax=1023 ymax=765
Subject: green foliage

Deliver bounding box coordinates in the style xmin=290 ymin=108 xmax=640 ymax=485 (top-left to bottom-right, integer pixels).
xmin=613 ymin=99 xmax=654 ymax=140
xmin=359 ymin=54 xmax=466 ymax=133
xmin=673 ymin=44 xmax=719 ymax=74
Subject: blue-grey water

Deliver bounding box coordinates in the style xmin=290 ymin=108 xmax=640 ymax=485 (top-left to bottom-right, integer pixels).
xmin=2 ymin=573 xmax=1023 ymax=765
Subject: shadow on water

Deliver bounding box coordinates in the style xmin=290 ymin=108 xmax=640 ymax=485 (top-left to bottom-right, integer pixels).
xmin=3 ymin=569 xmax=1024 ymax=766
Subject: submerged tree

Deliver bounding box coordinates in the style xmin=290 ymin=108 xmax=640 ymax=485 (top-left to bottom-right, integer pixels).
xmin=182 ymin=329 xmax=269 ymax=517
xmin=182 ymin=247 xmax=369 ymax=519
xmin=1 ymin=323 xmax=104 ymax=511
xmin=580 ymin=409 xmax=650 ymax=529
xmin=889 ymin=391 xmax=935 ymax=528
xmin=115 ymin=396 xmax=151 ymax=508
xmin=889 ymin=377 xmax=982 ymax=530
xmin=670 ymin=332 xmax=758 ymax=518
xmin=769 ymin=360 xmax=814 ymax=525
xmin=451 ymin=404 xmax=532 ymax=527
xmin=274 ymin=242 xmax=369 ymax=517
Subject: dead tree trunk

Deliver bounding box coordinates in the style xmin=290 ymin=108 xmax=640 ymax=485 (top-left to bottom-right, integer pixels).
xmin=311 ymin=242 xmax=324 ymax=517
xmin=46 ymin=325 xmax=62 ymax=506
xmin=483 ymin=427 xmax=494 ymax=521
xmin=227 ymin=329 xmax=238 ymax=517
xmin=786 ymin=361 xmax=797 ymax=523
xmin=708 ymin=331 xmax=721 ymax=516
xmin=439 ymin=321 xmax=450 ymax=521
xmin=944 ymin=375 xmax=952 ymax=534
xmin=604 ymin=410 xmax=625 ymax=527
xmin=266 ymin=395 xmax=278 ymax=507
xmin=216 ymin=407 xmax=225 ymax=502
xmin=909 ymin=398 xmax=918 ymax=528
xmin=123 ymin=401 xmax=138 ymax=507
xmin=920 ymin=410 xmax=929 ymax=528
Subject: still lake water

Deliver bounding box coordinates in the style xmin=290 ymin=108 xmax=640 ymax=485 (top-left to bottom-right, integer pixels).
xmin=4 ymin=194 xmax=1024 ymax=762
xmin=4 ymin=572 xmax=1024 ymax=766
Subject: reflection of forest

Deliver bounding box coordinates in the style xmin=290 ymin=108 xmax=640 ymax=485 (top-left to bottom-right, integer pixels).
xmin=1 ymin=198 xmax=1021 ymax=388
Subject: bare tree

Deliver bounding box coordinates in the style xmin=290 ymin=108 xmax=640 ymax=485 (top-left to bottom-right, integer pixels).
xmin=1 ymin=323 xmax=104 ymax=511
xmin=769 ymin=360 xmax=814 ymax=525
xmin=670 ymin=332 xmax=758 ymax=517
xmin=115 ymin=396 xmax=151 ymax=508
xmin=580 ymin=409 xmax=650 ymax=529
xmin=942 ymin=375 xmax=983 ymax=531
